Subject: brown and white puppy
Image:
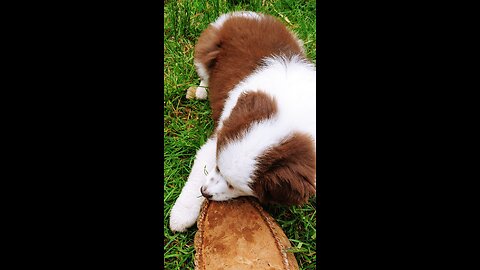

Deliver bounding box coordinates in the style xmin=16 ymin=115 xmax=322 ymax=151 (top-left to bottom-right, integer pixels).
xmin=170 ymin=11 xmax=316 ymax=232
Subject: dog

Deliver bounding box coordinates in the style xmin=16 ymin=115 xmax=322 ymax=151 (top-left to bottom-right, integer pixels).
xmin=170 ymin=11 xmax=316 ymax=232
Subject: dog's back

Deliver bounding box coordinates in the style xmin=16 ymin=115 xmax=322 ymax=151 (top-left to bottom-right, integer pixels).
xmin=194 ymin=12 xmax=306 ymax=125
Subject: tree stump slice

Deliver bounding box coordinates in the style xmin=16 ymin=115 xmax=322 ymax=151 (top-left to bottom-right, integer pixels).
xmin=194 ymin=197 xmax=299 ymax=270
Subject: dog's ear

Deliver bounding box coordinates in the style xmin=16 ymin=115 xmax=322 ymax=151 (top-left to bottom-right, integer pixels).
xmin=251 ymin=133 xmax=316 ymax=205
xmin=194 ymin=25 xmax=221 ymax=76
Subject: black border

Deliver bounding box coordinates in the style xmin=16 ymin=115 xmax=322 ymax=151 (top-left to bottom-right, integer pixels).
xmin=21 ymin=2 xmax=165 ymax=268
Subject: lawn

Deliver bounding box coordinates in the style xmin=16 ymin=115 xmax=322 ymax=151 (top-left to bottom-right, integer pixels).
xmin=164 ymin=0 xmax=317 ymax=269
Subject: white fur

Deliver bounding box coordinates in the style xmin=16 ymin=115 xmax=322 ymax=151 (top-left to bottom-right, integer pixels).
xmin=194 ymin=60 xmax=210 ymax=84
xmin=211 ymin=11 xmax=263 ymax=29
xmin=203 ymin=168 xmax=253 ymax=201
xmin=195 ymin=80 xmax=208 ymax=99
xmin=217 ymin=55 xmax=316 ymax=137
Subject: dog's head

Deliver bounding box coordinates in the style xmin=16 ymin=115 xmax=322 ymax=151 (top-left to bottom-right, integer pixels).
xmin=248 ymin=132 xmax=316 ymax=205
xmin=201 ymin=131 xmax=316 ymax=205
xmin=200 ymin=91 xmax=316 ymax=205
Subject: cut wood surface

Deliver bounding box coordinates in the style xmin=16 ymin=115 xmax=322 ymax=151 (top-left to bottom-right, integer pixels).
xmin=194 ymin=197 xmax=299 ymax=270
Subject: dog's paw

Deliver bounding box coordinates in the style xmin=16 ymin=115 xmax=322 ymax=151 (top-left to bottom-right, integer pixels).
xmin=169 ymin=203 xmax=200 ymax=232
xmin=195 ymin=87 xmax=208 ymax=99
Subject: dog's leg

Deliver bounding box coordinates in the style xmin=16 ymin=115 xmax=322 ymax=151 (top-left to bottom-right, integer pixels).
xmin=169 ymin=136 xmax=216 ymax=232
xmin=186 ymin=80 xmax=208 ymax=100
xmin=195 ymin=80 xmax=208 ymax=99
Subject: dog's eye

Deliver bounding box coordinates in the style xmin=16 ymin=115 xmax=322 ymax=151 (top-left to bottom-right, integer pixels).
xmin=215 ymin=166 xmax=220 ymax=173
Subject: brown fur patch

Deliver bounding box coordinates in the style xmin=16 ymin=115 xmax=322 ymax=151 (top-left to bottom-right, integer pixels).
xmin=194 ymin=14 xmax=304 ymax=126
xmin=216 ymin=91 xmax=277 ymax=154
xmin=194 ymin=26 xmax=221 ymax=76
xmin=250 ymin=132 xmax=316 ymax=205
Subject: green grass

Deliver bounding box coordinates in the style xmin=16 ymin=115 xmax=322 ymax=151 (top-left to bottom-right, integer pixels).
xmin=164 ymin=0 xmax=316 ymax=269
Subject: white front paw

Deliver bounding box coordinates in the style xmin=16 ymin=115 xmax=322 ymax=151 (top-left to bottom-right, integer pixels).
xmin=169 ymin=203 xmax=201 ymax=232
xmin=195 ymin=87 xmax=208 ymax=99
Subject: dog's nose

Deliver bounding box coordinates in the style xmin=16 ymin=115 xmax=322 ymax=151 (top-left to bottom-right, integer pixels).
xmin=200 ymin=186 xmax=212 ymax=199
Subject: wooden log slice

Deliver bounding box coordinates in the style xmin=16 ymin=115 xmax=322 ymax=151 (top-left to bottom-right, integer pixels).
xmin=194 ymin=197 xmax=299 ymax=270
